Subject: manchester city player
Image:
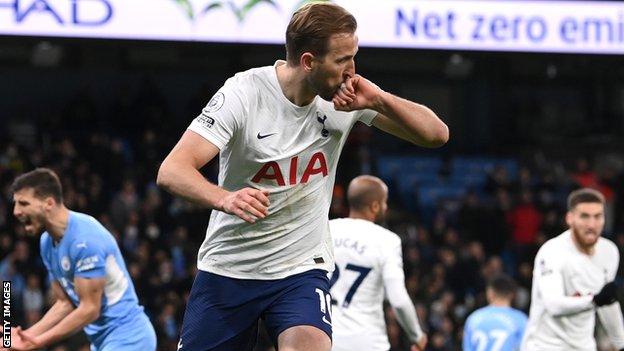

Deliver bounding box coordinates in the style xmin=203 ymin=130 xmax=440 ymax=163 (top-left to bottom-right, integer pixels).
xmin=7 ymin=168 xmax=156 ymax=351
xmin=463 ymin=275 xmax=527 ymax=351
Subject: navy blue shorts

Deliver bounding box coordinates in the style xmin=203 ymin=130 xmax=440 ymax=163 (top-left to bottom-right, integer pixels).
xmin=178 ymin=269 xmax=332 ymax=351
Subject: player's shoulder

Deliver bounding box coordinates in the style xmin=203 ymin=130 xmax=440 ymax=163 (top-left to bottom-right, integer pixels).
xmin=374 ymin=223 xmax=402 ymax=245
xmin=329 ymin=218 xmax=359 ymax=239
xmin=40 ymin=232 xmax=52 ymax=250
xmin=68 ymin=212 xmax=110 ymax=244
xmin=226 ymin=65 xmax=273 ymax=90
xmin=70 ymin=211 xmax=103 ymax=232
xmin=510 ymin=307 xmax=528 ymax=323
xmin=330 ymin=218 xmax=400 ymax=243
xmin=597 ymin=236 xmax=619 ymax=257
xmin=465 ymin=306 xmax=489 ymax=326
xmin=536 ymin=231 xmax=570 ymax=257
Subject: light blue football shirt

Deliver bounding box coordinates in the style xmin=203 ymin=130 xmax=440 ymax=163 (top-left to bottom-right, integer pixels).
xmin=463 ymin=305 xmax=528 ymax=351
xmin=40 ymin=211 xmax=152 ymax=349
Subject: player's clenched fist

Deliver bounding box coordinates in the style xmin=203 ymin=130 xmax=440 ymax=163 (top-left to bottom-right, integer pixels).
xmin=217 ymin=188 xmax=270 ymax=223
xmin=593 ymin=281 xmax=618 ymax=306
xmin=332 ymin=74 xmax=384 ymax=112
xmin=411 ymin=334 xmax=427 ymax=351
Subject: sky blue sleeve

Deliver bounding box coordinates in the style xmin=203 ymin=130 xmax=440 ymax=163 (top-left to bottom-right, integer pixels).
xmin=515 ymin=312 xmax=528 ymax=349
xmin=463 ymin=317 xmax=474 ymax=351
xmin=70 ymin=237 xmax=107 ymax=279
xmin=39 ymin=235 xmax=54 ymax=282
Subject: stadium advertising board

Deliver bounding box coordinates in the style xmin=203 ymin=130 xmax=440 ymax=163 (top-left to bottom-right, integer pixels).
xmin=0 ymin=0 xmax=623 ymax=54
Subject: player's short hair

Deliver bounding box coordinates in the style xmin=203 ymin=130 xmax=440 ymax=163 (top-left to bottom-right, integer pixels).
xmin=567 ymin=188 xmax=605 ymax=211
xmin=347 ymin=175 xmax=387 ymax=211
xmin=285 ymin=2 xmax=357 ymax=66
xmin=487 ymin=274 xmax=516 ymax=298
xmin=11 ymin=168 xmax=63 ymax=203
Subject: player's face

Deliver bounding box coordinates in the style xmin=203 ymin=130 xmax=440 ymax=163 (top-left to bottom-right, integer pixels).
xmin=566 ymin=202 xmax=605 ymax=249
xmin=13 ymin=188 xmax=49 ymax=236
xmin=307 ymin=32 xmax=358 ymax=101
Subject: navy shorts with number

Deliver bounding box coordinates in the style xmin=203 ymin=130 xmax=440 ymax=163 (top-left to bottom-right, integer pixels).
xmin=178 ymin=269 xmax=332 ymax=351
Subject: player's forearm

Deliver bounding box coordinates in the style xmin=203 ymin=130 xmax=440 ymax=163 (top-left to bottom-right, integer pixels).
xmin=597 ymin=302 xmax=624 ymax=349
xmin=36 ymin=303 xmax=99 ymax=347
xmin=393 ymin=303 xmax=424 ymax=343
xmin=374 ymin=92 xmax=449 ymax=148
xmin=542 ymin=295 xmax=594 ymax=317
xmin=25 ymin=299 xmax=74 ymax=335
xmin=157 ymin=159 xmax=228 ymax=210
xmin=386 ymin=279 xmax=424 ymax=342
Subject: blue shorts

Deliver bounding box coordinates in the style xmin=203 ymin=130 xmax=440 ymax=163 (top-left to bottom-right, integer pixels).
xmin=178 ymin=269 xmax=332 ymax=350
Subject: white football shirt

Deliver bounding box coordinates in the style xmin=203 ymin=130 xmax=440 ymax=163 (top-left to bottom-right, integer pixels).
xmin=187 ymin=61 xmax=377 ymax=279
xmin=521 ymin=230 xmax=624 ymax=350
xmin=329 ymin=218 xmax=424 ymax=351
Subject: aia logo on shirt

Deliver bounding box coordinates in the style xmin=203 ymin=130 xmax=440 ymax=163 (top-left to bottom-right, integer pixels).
xmin=251 ymin=152 xmax=328 ymax=186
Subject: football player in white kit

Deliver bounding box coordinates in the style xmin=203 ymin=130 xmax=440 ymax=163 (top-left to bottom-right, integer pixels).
xmin=156 ymin=3 xmax=448 ymax=351
xmin=329 ymin=175 xmax=427 ymax=351
xmin=521 ymin=188 xmax=624 ymax=351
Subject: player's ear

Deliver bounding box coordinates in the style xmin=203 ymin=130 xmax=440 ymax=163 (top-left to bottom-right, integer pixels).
xmin=370 ymin=200 xmax=380 ymax=214
xmin=44 ymin=196 xmax=55 ymax=211
xmin=301 ymin=52 xmax=315 ymax=72
xmin=565 ymin=211 xmax=573 ymax=226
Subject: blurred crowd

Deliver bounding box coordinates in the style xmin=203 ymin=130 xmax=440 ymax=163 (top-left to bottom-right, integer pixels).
xmin=2 ymin=80 xmax=624 ymax=351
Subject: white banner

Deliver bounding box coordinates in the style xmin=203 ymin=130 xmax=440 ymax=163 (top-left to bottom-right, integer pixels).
xmin=1 ymin=0 xmax=623 ymax=54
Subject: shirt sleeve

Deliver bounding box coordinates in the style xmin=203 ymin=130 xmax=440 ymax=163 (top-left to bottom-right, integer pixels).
xmin=516 ymin=313 xmax=528 ymax=350
xmin=462 ymin=317 xmax=474 ymax=351
xmin=597 ymin=303 xmax=624 ymax=349
xmin=382 ymin=236 xmax=424 ymax=343
xmin=355 ymin=109 xmax=378 ymax=126
xmin=39 ymin=236 xmax=54 ymax=282
xmin=534 ymin=246 xmax=594 ymax=317
xmin=70 ymin=238 xmax=107 ymax=279
xmin=596 ymin=244 xmax=624 ymax=349
xmin=187 ymin=81 xmax=247 ymax=150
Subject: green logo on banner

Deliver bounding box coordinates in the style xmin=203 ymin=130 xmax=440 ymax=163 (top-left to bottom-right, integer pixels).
xmin=172 ymin=0 xmax=330 ymax=23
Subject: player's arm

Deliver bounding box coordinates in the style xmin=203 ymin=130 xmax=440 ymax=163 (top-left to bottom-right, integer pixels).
xmin=157 ymin=82 xmax=269 ymax=224
xmin=382 ymin=239 xmax=427 ymax=350
xmin=515 ymin=314 xmax=528 ymax=350
xmin=333 ymin=75 xmax=448 ymax=148
xmin=534 ymin=252 xmax=594 ymax=317
xmin=16 ymin=277 xmax=105 ymax=349
xmin=461 ymin=318 xmax=474 ymax=351
xmin=157 ymin=131 xmax=227 ymax=208
xmin=385 ymin=281 xmax=426 ymax=349
xmin=157 ymin=130 xmax=269 ymax=223
xmin=596 ymin=303 xmax=624 ymax=350
xmin=20 ymin=280 xmax=74 ymax=335
xmin=596 ymin=246 xmax=624 ymax=350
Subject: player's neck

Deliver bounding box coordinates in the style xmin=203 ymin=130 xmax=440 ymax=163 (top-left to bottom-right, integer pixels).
xmin=570 ymin=230 xmax=596 ymax=256
xmin=489 ymin=298 xmax=511 ymax=307
xmin=46 ymin=205 xmax=70 ymax=241
xmin=348 ymin=210 xmax=375 ymax=222
xmin=276 ymin=63 xmax=316 ymax=107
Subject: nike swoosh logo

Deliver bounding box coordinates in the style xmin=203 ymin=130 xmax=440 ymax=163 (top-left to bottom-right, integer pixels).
xmin=257 ymin=132 xmax=276 ymax=139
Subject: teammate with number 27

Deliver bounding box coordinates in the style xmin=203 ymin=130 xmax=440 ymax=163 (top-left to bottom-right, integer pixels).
xmin=330 ymin=176 xmax=427 ymax=351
